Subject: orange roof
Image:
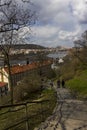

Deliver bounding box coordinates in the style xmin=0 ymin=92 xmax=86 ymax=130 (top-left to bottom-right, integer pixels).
xmin=4 ymin=60 xmax=52 ymax=75
xmin=0 ymin=82 xmax=8 ymax=88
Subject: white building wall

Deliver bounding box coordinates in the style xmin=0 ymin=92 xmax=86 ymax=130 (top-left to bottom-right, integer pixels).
xmin=0 ymin=68 xmax=9 ymax=89
xmin=3 ymin=73 xmax=8 ymax=83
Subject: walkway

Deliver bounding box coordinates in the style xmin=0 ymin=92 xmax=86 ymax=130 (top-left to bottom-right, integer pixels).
xmin=34 ymin=87 xmax=87 ymax=130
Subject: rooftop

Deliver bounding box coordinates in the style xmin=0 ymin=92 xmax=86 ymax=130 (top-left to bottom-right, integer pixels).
xmin=4 ymin=60 xmax=52 ymax=75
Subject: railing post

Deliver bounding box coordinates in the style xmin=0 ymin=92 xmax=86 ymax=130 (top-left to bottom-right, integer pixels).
xmin=25 ymin=104 xmax=29 ymax=130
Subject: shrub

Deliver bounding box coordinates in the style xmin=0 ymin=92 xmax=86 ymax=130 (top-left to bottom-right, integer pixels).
xmin=47 ymin=69 xmax=56 ymax=79
xmin=14 ymin=73 xmax=42 ymax=102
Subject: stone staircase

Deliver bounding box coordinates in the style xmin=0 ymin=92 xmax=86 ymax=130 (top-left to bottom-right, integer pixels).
xmin=34 ymin=87 xmax=87 ymax=130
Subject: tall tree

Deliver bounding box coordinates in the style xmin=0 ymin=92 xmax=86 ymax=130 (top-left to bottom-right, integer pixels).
xmin=74 ymin=30 xmax=87 ymax=66
xmin=0 ymin=0 xmax=36 ymax=104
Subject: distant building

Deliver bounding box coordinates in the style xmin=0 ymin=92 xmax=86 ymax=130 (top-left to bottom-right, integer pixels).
xmin=58 ymin=58 xmax=64 ymax=63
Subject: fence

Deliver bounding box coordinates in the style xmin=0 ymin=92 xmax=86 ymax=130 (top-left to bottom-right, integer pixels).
xmin=0 ymin=100 xmax=50 ymax=130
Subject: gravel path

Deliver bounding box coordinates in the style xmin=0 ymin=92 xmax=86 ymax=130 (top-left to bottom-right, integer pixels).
xmin=34 ymin=86 xmax=87 ymax=130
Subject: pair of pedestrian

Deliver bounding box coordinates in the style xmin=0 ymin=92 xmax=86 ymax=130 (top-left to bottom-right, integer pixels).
xmin=57 ymin=79 xmax=65 ymax=88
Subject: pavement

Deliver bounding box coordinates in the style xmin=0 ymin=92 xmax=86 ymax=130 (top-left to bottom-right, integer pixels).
xmin=34 ymin=86 xmax=87 ymax=130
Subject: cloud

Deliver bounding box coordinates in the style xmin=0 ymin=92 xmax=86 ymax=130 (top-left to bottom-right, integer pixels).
xmin=58 ymin=25 xmax=82 ymax=41
xmin=18 ymin=0 xmax=87 ymax=47
xmin=32 ymin=25 xmax=59 ymax=39
xmin=32 ymin=0 xmax=71 ymax=24
xmin=30 ymin=24 xmax=60 ymax=47
xmin=71 ymin=0 xmax=87 ymax=24
xmin=18 ymin=27 xmax=30 ymax=39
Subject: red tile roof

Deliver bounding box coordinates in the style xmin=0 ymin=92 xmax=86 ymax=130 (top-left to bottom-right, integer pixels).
xmin=4 ymin=60 xmax=52 ymax=75
xmin=0 ymin=82 xmax=8 ymax=88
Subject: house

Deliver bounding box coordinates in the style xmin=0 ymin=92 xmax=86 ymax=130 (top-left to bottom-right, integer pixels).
xmin=0 ymin=60 xmax=52 ymax=91
xmin=58 ymin=58 xmax=64 ymax=63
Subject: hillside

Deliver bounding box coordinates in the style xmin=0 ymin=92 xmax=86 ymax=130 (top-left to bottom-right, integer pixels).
xmin=57 ymin=52 xmax=87 ymax=100
xmin=0 ymin=44 xmax=46 ymax=51
xmin=12 ymin=44 xmax=46 ymax=49
xmin=66 ymin=70 xmax=87 ymax=100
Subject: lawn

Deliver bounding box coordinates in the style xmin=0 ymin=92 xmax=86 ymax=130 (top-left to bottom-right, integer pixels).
xmin=66 ymin=70 xmax=87 ymax=100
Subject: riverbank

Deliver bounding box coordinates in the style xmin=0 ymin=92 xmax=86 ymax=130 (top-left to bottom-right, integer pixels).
xmin=0 ymin=53 xmax=50 ymax=66
xmin=0 ymin=51 xmax=67 ymax=67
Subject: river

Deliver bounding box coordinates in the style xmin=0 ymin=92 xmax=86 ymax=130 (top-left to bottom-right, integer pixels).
xmin=47 ymin=51 xmax=67 ymax=59
xmin=0 ymin=51 xmax=67 ymax=67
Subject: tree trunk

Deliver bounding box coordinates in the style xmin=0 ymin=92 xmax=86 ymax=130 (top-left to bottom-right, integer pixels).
xmin=6 ymin=54 xmax=13 ymax=105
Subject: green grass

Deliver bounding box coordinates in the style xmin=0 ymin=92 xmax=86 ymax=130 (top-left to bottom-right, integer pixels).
xmin=66 ymin=70 xmax=87 ymax=100
xmin=0 ymin=89 xmax=57 ymax=130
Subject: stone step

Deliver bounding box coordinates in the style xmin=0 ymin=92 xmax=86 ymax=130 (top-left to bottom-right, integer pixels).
xmin=34 ymin=88 xmax=87 ymax=130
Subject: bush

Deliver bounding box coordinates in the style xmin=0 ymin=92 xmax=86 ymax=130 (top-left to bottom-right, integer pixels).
xmin=47 ymin=69 xmax=56 ymax=79
xmin=14 ymin=73 xmax=42 ymax=102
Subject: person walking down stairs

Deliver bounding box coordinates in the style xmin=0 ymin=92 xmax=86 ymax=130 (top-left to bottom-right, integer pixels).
xmin=57 ymin=80 xmax=60 ymax=88
xmin=61 ymin=79 xmax=65 ymax=88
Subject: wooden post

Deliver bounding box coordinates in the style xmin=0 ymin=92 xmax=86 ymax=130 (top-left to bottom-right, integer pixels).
xmin=25 ymin=104 xmax=29 ymax=130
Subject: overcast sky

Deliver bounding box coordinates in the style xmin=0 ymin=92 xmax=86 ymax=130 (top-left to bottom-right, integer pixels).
xmin=22 ymin=0 xmax=87 ymax=48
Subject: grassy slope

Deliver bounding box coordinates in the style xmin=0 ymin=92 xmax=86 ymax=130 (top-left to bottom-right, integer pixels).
xmin=66 ymin=70 xmax=87 ymax=100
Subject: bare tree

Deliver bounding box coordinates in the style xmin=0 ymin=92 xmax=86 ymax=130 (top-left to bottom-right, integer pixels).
xmin=0 ymin=0 xmax=36 ymax=104
xmin=74 ymin=30 xmax=87 ymax=66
